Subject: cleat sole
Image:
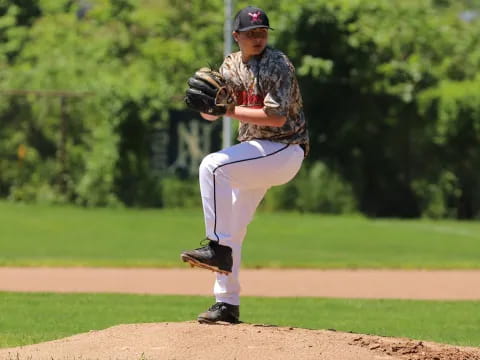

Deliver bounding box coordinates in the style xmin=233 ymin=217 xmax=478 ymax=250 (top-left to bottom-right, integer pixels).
xmin=180 ymin=254 xmax=231 ymax=275
xmin=197 ymin=317 xmax=239 ymax=325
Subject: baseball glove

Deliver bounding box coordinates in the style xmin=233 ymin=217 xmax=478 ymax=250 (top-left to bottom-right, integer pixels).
xmin=184 ymin=68 xmax=234 ymax=116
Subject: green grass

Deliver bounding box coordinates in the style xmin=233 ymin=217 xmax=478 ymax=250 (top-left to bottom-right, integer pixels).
xmin=1 ymin=201 xmax=480 ymax=268
xmin=0 ymin=292 xmax=479 ymax=348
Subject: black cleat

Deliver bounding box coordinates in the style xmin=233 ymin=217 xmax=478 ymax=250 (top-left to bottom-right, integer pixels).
xmin=180 ymin=239 xmax=233 ymax=275
xmin=197 ymin=302 xmax=240 ymax=324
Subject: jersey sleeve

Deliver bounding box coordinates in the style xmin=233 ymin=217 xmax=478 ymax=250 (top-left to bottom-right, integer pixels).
xmin=262 ymin=56 xmax=295 ymax=117
xmin=219 ymin=55 xmax=235 ymax=82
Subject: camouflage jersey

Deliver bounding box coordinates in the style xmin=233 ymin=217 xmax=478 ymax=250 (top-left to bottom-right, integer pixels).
xmin=220 ymin=46 xmax=310 ymax=156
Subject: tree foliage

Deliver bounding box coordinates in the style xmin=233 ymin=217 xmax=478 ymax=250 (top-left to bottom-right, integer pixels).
xmin=271 ymin=0 xmax=480 ymax=218
xmin=0 ymin=0 xmax=479 ymax=218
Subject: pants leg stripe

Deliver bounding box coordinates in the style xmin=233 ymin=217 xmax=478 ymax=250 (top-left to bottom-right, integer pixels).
xmin=211 ymin=144 xmax=290 ymax=242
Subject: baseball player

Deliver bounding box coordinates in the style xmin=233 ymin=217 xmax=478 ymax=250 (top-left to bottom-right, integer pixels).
xmin=181 ymin=5 xmax=309 ymax=324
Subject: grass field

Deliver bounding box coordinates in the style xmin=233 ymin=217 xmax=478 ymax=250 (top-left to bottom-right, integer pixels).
xmin=1 ymin=202 xmax=480 ymax=350
xmin=0 ymin=292 xmax=479 ymax=348
xmin=1 ymin=201 xmax=479 ymax=268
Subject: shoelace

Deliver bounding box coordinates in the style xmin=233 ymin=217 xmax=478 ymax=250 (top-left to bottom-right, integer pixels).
xmin=199 ymin=238 xmax=210 ymax=247
xmin=208 ymin=302 xmax=224 ymax=312
xmin=192 ymin=238 xmax=212 ymax=251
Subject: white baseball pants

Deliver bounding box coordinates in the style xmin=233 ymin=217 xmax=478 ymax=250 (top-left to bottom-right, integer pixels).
xmin=199 ymin=139 xmax=304 ymax=305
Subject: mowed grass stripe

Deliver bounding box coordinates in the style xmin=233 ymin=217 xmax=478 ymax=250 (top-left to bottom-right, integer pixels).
xmin=0 ymin=292 xmax=479 ymax=348
xmin=1 ymin=201 xmax=480 ymax=268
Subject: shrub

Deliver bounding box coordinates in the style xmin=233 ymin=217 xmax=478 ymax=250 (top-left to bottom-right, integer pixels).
xmin=412 ymin=171 xmax=461 ymax=219
xmin=161 ymin=176 xmax=201 ymax=208
xmin=262 ymin=161 xmax=358 ymax=214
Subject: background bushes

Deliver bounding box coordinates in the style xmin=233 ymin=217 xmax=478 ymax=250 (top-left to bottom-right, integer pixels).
xmin=0 ymin=0 xmax=479 ymax=218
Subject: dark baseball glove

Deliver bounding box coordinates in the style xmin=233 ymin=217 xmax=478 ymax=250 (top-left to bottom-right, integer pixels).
xmin=184 ymin=68 xmax=234 ymax=116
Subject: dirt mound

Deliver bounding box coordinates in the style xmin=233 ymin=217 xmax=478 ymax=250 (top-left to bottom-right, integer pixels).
xmin=350 ymin=335 xmax=480 ymax=360
xmin=0 ymin=322 xmax=479 ymax=360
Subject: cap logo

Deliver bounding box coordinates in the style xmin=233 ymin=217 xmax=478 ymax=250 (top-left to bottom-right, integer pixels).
xmin=248 ymin=11 xmax=262 ymax=24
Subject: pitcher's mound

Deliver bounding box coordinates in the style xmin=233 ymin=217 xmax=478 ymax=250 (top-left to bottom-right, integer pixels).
xmin=0 ymin=322 xmax=479 ymax=360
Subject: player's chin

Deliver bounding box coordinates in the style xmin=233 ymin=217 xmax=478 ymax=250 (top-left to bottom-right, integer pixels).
xmin=252 ymin=45 xmax=266 ymax=54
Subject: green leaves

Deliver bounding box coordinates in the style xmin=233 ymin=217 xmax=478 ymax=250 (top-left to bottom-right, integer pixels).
xmin=0 ymin=0 xmax=479 ymax=216
xmin=298 ymin=56 xmax=333 ymax=79
xmin=270 ymin=0 xmax=480 ymax=218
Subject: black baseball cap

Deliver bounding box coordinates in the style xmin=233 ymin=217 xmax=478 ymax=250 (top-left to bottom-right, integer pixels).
xmin=233 ymin=6 xmax=273 ymax=32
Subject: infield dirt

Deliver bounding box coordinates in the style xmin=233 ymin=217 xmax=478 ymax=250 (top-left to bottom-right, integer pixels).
xmin=2 ymin=267 xmax=480 ymax=299
xmin=1 ymin=267 xmax=480 ymax=359
xmin=0 ymin=322 xmax=479 ymax=360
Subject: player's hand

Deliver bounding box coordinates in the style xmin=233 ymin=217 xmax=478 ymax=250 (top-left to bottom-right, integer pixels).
xmin=225 ymin=106 xmax=235 ymax=117
xmin=201 ymin=113 xmax=219 ymax=121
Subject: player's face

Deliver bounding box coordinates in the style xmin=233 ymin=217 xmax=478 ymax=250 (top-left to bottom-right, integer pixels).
xmin=234 ymin=28 xmax=268 ymax=60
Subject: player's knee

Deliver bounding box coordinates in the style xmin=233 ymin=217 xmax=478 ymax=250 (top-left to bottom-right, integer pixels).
xmin=200 ymin=152 xmax=232 ymax=179
xmin=199 ymin=154 xmax=217 ymax=175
